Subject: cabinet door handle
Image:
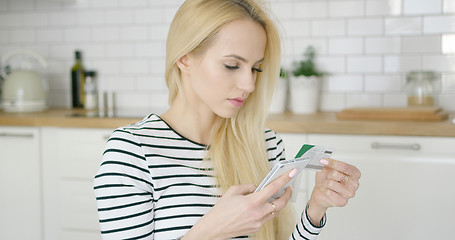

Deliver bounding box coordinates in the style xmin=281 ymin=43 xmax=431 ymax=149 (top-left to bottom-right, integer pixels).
xmin=0 ymin=132 xmax=34 ymax=138
xmin=371 ymin=142 xmax=420 ymax=151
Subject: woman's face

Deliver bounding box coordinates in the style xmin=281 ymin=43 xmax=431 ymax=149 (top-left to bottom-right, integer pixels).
xmin=181 ymin=18 xmax=267 ymax=119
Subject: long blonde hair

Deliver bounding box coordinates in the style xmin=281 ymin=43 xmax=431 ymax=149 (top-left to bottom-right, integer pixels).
xmin=165 ymin=0 xmax=295 ymax=239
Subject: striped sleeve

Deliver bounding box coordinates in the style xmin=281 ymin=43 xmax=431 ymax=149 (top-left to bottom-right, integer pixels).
xmin=94 ymin=128 xmax=155 ymax=240
xmin=290 ymin=204 xmax=326 ymax=240
xmin=265 ymin=129 xmax=286 ymax=164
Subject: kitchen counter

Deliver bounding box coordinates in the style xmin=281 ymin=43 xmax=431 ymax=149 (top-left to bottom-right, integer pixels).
xmin=0 ymin=109 xmax=139 ymax=129
xmin=1 ymin=108 xmax=454 ymax=137
xmin=267 ymin=111 xmax=455 ymax=137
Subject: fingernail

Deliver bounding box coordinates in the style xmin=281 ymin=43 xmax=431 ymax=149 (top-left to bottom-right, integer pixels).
xmin=289 ymin=168 xmax=298 ymax=178
xmin=320 ymin=159 xmax=329 ymax=166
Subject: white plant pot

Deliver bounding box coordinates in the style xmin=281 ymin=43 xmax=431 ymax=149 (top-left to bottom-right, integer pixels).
xmin=269 ymin=77 xmax=287 ymax=114
xmin=289 ymin=76 xmax=320 ymax=114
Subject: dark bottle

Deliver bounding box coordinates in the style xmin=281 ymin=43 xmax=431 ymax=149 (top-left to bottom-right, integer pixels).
xmin=71 ymin=50 xmax=85 ymax=108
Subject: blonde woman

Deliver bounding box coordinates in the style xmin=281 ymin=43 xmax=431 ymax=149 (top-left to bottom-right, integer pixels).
xmin=94 ymin=0 xmax=361 ymax=239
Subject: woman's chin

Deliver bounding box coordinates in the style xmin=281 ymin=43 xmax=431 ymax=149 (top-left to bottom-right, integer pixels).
xmin=215 ymin=108 xmax=240 ymax=119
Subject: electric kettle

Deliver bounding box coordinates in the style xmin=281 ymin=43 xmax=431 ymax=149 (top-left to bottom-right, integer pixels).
xmin=1 ymin=49 xmax=48 ymax=112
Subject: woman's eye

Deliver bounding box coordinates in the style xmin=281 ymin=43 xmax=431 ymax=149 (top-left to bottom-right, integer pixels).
xmin=225 ymin=64 xmax=239 ymax=70
xmin=224 ymin=64 xmax=262 ymax=73
xmin=252 ymin=67 xmax=263 ymax=73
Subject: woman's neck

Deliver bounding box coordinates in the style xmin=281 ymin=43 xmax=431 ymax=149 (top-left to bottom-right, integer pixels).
xmin=160 ymin=97 xmax=216 ymax=146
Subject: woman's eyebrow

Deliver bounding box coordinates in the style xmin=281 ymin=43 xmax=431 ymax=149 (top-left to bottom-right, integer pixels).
xmin=223 ymin=54 xmax=264 ymax=64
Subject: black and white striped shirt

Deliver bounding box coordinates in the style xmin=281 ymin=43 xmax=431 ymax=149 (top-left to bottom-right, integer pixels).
xmin=94 ymin=114 xmax=324 ymax=239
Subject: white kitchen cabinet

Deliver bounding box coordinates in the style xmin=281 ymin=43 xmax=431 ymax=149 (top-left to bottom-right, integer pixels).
xmin=41 ymin=127 xmax=113 ymax=240
xmin=0 ymin=127 xmax=42 ymax=240
xmin=301 ymin=134 xmax=455 ymax=240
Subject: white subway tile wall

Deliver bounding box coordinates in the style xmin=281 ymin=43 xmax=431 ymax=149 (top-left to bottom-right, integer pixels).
xmin=445 ymin=0 xmax=455 ymax=14
xmin=326 ymin=75 xmax=363 ymax=92
xmin=366 ymin=0 xmax=402 ymax=16
xmin=294 ymin=2 xmax=327 ymax=19
xmin=347 ymin=18 xmax=383 ymax=36
xmin=328 ymin=1 xmax=364 ymax=18
xmin=365 ymin=37 xmax=401 ymax=54
xmin=384 ymin=55 xmax=421 ymax=73
xmin=346 ymin=93 xmax=382 ymax=107
xmin=0 ymin=0 xmax=454 ymax=112
xmin=328 ymin=37 xmax=363 ymax=55
xmin=385 ymin=17 xmax=422 ymax=35
xmin=312 ymin=19 xmax=346 ymax=37
xmin=443 ymin=34 xmax=455 ymax=53
xmin=402 ymin=35 xmax=442 ymax=53
xmin=364 ymin=75 xmax=402 ymax=92
xmin=320 ymin=93 xmax=345 ymax=111
xmin=403 ymin=0 xmax=442 ymax=15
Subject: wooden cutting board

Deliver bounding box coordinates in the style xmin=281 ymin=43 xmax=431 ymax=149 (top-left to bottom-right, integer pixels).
xmin=337 ymin=107 xmax=449 ymax=121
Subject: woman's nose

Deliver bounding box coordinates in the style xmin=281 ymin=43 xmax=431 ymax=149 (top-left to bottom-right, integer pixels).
xmin=237 ymin=71 xmax=256 ymax=93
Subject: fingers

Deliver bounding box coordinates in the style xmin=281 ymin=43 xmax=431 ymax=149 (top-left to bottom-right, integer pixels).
xmin=262 ymin=186 xmax=293 ymax=222
xmin=269 ymin=202 xmax=277 ymax=215
xmin=323 ymin=168 xmax=359 ymax=191
xmin=322 ymin=187 xmax=350 ymax=207
xmin=255 ymin=168 xmax=297 ymax=203
xmin=271 ymin=184 xmax=292 ymax=212
xmin=225 ymin=183 xmax=257 ymax=197
xmin=254 ymin=169 xmax=296 ymax=222
xmin=321 ymin=158 xmax=361 ymax=179
xmin=321 ymin=159 xmax=361 ymax=194
xmin=208 ymin=178 xmax=294 ymax=237
xmin=323 ymin=178 xmax=356 ymax=200
xmin=315 ymin=159 xmax=361 ymax=208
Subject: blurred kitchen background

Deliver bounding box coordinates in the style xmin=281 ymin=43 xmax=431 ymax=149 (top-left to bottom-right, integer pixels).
xmin=1 ymin=1 xmax=455 ymax=240
xmin=0 ymin=0 xmax=454 ymax=112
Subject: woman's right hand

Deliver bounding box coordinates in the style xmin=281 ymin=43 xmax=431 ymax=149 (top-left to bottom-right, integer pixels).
xmin=183 ymin=169 xmax=297 ymax=240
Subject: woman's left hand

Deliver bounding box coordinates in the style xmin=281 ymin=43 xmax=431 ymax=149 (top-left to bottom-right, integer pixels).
xmin=307 ymin=158 xmax=361 ymax=225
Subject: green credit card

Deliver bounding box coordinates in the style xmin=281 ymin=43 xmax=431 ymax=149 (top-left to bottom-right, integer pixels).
xmin=295 ymin=144 xmax=315 ymax=158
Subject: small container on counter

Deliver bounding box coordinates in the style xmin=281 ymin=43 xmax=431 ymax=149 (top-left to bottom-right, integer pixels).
xmin=84 ymin=71 xmax=98 ymax=110
xmin=406 ymin=71 xmax=437 ymax=107
xmin=98 ymin=91 xmax=116 ymax=117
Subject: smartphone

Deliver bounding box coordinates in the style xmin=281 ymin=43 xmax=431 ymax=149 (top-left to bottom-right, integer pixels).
xmin=255 ymin=144 xmax=333 ymax=202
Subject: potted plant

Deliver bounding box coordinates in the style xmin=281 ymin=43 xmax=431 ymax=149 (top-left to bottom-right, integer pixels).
xmin=269 ymin=68 xmax=287 ymax=114
xmin=288 ymin=46 xmax=325 ymax=114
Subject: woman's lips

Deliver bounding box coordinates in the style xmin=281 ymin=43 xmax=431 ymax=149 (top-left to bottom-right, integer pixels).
xmin=228 ymin=97 xmax=245 ymax=107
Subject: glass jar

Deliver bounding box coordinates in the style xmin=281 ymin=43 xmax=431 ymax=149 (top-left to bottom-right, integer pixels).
xmin=406 ymin=71 xmax=437 ymax=107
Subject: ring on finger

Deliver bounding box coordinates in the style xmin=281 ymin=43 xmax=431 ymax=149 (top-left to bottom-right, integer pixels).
xmin=270 ymin=202 xmax=277 ymax=215
xmin=339 ymin=175 xmax=349 ymax=184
